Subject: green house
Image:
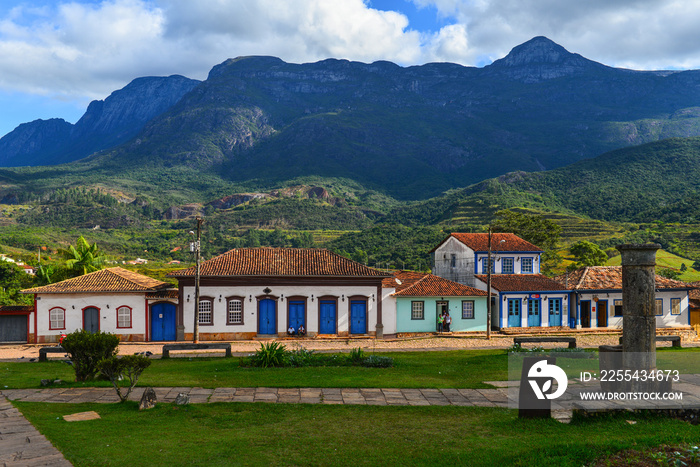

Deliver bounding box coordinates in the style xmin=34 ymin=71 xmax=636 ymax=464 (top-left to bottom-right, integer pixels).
xmin=387 ymin=271 xmax=490 ymax=333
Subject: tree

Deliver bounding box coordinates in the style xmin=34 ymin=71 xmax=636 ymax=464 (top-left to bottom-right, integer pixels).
xmin=0 ymin=261 xmax=34 ymax=306
xmin=57 ymin=236 xmax=105 ymax=278
xmin=568 ymin=241 xmax=608 ymax=271
xmin=658 ymin=268 xmax=682 ymax=280
xmin=491 ymin=210 xmax=563 ymax=275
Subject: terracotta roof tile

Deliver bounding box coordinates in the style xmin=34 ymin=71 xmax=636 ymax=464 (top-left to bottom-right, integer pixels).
xmin=22 ymin=267 xmax=169 ymax=294
xmin=475 ymin=274 xmax=566 ymax=292
xmin=387 ymin=271 xmax=488 ymax=297
xmin=169 ymin=247 xmax=389 ymax=278
xmin=433 ymin=233 xmax=543 ymax=253
xmin=146 ymin=289 xmax=179 ymax=299
xmin=554 ymin=266 xmax=693 ymax=291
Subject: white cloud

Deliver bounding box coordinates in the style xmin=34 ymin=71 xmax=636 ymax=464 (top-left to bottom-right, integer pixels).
xmin=417 ymin=0 xmax=700 ymax=70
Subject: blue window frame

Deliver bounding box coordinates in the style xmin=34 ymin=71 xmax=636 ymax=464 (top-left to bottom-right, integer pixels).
xmin=671 ymin=298 xmax=681 ymax=315
xmin=481 ymin=257 xmax=495 ymax=274
xmin=502 ymin=257 xmax=514 ymax=274
xmin=521 ymin=257 xmax=533 ymax=273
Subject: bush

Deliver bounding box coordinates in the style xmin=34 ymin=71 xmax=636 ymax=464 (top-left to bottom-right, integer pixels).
xmin=97 ymin=355 xmax=151 ymax=402
xmin=348 ymin=347 xmax=365 ymax=364
xmin=60 ymin=330 xmax=120 ymax=381
xmin=287 ymin=344 xmax=316 ymax=367
xmin=249 ymin=342 xmax=288 ymax=368
xmin=362 ymin=355 xmax=393 ymax=368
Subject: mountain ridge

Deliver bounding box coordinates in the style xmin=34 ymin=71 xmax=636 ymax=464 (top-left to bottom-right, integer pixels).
xmin=0 ymin=75 xmax=200 ymax=166
xmin=4 ymin=37 xmax=700 ymax=201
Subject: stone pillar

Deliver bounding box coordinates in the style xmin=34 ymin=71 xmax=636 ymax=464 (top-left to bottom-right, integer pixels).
xmin=617 ymin=243 xmax=660 ymax=371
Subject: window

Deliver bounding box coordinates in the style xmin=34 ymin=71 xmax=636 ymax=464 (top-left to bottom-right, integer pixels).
xmin=462 ymin=300 xmax=475 ymax=319
xmin=117 ymin=306 xmax=132 ymax=328
xmin=49 ymin=307 xmax=65 ymax=330
xmin=198 ymin=298 xmax=213 ymax=325
xmin=614 ymin=300 xmax=623 ymax=317
xmin=411 ymin=301 xmax=424 ymax=320
xmin=451 ymin=254 xmax=456 ymax=268
xmin=502 ymin=258 xmax=514 ymax=274
xmin=227 ymin=298 xmax=243 ymax=324
xmin=655 ymin=299 xmax=663 ymax=316
xmin=481 ymin=258 xmax=495 ymax=274
xmin=521 ymin=257 xmax=533 ymax=273
xmin=671 ymin=298 xmax=681 ymax=315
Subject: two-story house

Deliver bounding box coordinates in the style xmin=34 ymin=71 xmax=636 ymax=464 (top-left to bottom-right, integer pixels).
xmin=431 ymin=233 xmax=571 ymax=329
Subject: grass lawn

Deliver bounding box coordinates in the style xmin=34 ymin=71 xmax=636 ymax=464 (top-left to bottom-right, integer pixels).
xmin=0 ymin=350 xmax=508 ymax=389
xmin=14 ymin=401 xmax=700 ymax=467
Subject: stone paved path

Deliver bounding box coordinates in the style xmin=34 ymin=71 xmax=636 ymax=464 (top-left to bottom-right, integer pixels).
xmin=1 ymin=387 xmax=511 ymax=407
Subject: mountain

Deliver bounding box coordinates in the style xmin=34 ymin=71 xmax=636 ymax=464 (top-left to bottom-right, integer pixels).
xmin=387 ymin=137 xmax=700 ymax=226
xmin=4 ymin=36 xmax=700 ymax=202
xmin=0 ymin=75 xmax=200 ymax=167
xmin=90 ymin=36 xmax=700 ymax=199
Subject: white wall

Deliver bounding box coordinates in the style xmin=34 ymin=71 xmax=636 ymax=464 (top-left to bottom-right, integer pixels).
xmin=576 ymin=291 xmax=689 ymax=329
xmin=36 ymin=293 xmax=147 ymax=340
xmin=181 ymin=284 xmax=384 ymax=335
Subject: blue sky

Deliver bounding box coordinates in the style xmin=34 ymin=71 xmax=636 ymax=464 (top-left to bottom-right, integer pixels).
xmin=2 ymin=0 xmax=700 ymax=139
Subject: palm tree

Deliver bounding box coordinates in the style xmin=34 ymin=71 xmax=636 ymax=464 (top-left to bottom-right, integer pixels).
xmin=58 ymin=236 xmax=105 ymax=278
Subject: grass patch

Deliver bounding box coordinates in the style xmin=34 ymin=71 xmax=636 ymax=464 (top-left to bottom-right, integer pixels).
xmin=14 ymin=401 xmax=700 ymax=467
xmin=0 ymin=350 xmax=507 ymax=389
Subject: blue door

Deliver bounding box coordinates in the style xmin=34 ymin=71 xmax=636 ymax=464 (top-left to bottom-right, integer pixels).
xmin=507 ymin=299 xmax=521 ymax=327
xmin=319 ymin=301 xmax=336 ymax=334
xmin=350 ymin=301 xmax=367 ymax=334
xmin=151 ymin=303 xmax=177 ymax=341
xmin=549 ymin=299 xmax=562 ymax=327
xmin=259 ymin=299 xmax=276 ymax=335
xmin=289 ymin=301 xmax=305 ymax=330
xmin=528 ymin=299 xmax=541 ymax=327
xmin=83 ymin=307 xmax=99 ymax=334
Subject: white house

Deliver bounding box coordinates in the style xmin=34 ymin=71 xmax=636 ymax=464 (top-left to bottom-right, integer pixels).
xmin=168 ymin=247 xmax=394 ymax=340
xmin=21 ymin=267 xmax=176 ymax=343
xmin=473 ymin=274 xmax=572 ymax=329
xmin=431 ymin=233 xmax=544 ymax=287
xmin=555 ymin=266 xmax=692 ymax=329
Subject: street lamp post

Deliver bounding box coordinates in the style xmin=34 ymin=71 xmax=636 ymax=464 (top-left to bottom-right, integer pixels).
xmin=487 ymin=227 xmax=492 ymax=340
xmin=191 ymin=217 xmax=203 ymax=343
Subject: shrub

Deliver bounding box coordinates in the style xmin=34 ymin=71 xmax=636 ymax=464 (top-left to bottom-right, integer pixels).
xmin=97 ymin=355 xmax=151 ymax=402
xmin=348 ymin=347 xmax=365 ymax=364
xmin=362 ymin=355 xmax=393 ymax=368
xmin=287 ymin=344 xmax=315 ymax=367
xmin=60 ymin=330 xmax=120 ymax=381
xmin=250 ymin=342 xmax=288 ymax=368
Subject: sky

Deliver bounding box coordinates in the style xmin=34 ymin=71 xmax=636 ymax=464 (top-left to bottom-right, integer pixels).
xmin=2 ymin=0 xmax=700 ymax=138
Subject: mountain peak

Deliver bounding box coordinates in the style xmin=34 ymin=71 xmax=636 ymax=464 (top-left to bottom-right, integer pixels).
xmin=487 ymin=36 xmax=606 ymax=82
xmin=499 ymin=36 xmax=574 ymax=66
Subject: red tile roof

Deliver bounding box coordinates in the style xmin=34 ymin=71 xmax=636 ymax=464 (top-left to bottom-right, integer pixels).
xmin=169 ymin=248 xmax=389 ymax=278
xmin=386 ymin=271 xmax=488 ymax=297
xmin=433 ymin=233 xmax=543 ymax=252
xmin=554 ymin=266 xmax=692 ymax=291
xmin=22 ymin=267 xmax=170 ymax=294
xmin=475 ymin=274 xmax=566 ymax=292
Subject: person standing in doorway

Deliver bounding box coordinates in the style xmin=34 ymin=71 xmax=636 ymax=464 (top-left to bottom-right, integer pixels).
xmin=445 ymin=312 xmax=452 ymax=332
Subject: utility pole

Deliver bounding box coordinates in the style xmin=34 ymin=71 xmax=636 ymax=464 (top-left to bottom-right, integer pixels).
xmin=486 ymin=227 xmax=492 ymax=340
xmin=192 ymin=217 xmax=203 ymax=343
